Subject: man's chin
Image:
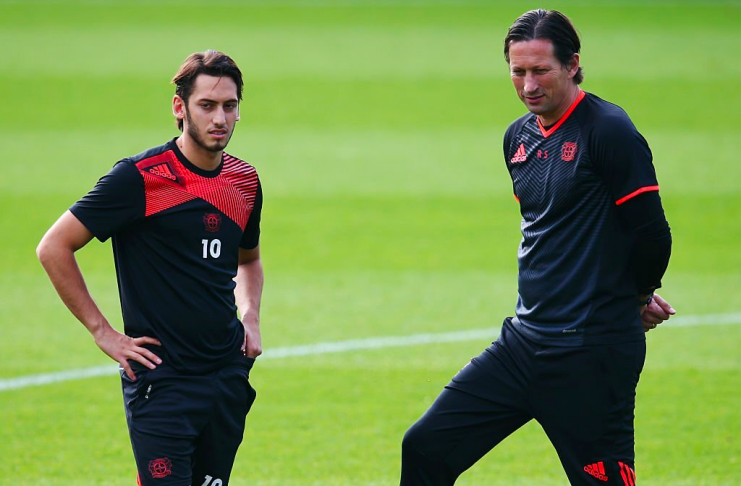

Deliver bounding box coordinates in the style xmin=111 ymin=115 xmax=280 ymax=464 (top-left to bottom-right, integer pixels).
xmin=206 ymin=141 xmax=227 ymax=152
xmin=198 ymin=137 xmax=230 ymax=153
xmin=521 ymin=101 xmax=542 ymax=114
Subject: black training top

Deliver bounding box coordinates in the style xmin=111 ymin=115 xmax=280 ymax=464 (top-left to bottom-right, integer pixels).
xmin=503 ymin=91 xmax=666 ymax=346
xmin=71 ymin=139 xmax=262 ymax=373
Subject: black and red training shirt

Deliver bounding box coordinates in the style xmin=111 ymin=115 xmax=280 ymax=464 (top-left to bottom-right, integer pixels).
xmin=71 ymin=139 xmax=262 ymax=373
xmin=504 ymin=91 xmax=671 ymax=346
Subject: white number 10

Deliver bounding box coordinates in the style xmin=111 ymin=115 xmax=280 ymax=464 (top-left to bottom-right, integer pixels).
xmin=201 ymin=239 xmax=221 ymax=259
xmin=202 ymin=475 xmax=223 ymax=486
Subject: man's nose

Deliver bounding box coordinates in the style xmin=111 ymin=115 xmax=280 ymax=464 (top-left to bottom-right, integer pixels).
xmin=523 ymin=73 xmax=539 ymax=94
xmin=213 ymin=107 xmax=226 ymax=125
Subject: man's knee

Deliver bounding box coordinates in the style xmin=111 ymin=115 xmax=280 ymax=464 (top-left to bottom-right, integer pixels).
xmin=401 ymin=419 xmax=451 ymax=468
xmin=402 ymin=421 xmax=430 ymax=458
xmin=401 ymin=420 xmax=458 ymax=486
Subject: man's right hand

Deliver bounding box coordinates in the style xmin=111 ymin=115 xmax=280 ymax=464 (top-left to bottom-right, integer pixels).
xmin=93 ymin=325 xmax=162 ymax=380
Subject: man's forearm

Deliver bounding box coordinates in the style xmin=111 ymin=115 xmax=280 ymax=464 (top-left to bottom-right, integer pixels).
xmin=235 ymin=258 xmax=264 ymax=321
xmin=615 ymin=191 xmax=672 ymax=294
xmin=37 ymin=243 xmax=110 ymax=337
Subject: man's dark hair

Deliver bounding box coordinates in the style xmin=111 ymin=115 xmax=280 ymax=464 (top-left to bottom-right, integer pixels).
xmin=171 ymin=50 xmax=244 ymax=131
xmin=504 ymin=9 xmax=583 ymax=84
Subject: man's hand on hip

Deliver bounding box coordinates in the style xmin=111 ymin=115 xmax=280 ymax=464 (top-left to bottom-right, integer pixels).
xmin=93 ymin=324 xmax=162 ymax=380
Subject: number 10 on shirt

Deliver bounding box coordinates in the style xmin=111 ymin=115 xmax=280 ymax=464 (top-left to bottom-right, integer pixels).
xmin=201 ymin=239 xmax=221 ymax=258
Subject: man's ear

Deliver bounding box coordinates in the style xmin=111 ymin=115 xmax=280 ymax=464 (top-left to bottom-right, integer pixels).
xmin=568 ymin=53 xmax=580 ymax=78
xmin=173 ymin=95 xmax=186 ymax=121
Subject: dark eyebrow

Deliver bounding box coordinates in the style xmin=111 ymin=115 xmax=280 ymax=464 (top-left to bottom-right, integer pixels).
xmin=197 ymin=98 xmax=239 ymax=104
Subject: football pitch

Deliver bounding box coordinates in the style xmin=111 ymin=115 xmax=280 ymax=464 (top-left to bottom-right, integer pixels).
xmin=1 ymin=1 xmax=740 ymax=484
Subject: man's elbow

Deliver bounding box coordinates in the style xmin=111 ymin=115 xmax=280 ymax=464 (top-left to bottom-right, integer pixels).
xmin=37 ymin=231 xmax=72 ymax=268
xmin=36 ymin=233 xmax=55 ymax=267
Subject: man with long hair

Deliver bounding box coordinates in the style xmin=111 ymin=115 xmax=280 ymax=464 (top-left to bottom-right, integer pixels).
xmin=401 ymin=11 xmax=674 ymax=485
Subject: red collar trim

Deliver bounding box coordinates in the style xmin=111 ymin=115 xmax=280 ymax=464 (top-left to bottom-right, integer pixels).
xmin=537 ymin=90 xmax=586 ymax=138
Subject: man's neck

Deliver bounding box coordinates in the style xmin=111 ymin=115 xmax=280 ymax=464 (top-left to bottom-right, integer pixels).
xmin=537 ymin=85 xmax=582 ymax=127
xmin=176 ymin=134 xmax=222 ymax=171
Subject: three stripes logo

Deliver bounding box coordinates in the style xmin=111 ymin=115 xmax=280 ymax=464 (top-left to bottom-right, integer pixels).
xmin=618 ymin=461 xmax=636 ymax=486
xmin=510 ymin=143 xmax=527 ymax=163
xmin=583 ymin=461 xmax=637 ymax=485
xmin=583 ymin=461 xmax=609 ymax=482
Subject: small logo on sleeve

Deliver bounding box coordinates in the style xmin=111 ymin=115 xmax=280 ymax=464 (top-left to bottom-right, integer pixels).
xmin=510 ymin=143 xmax=528 ymax=163
xmin=149 ymin=457 xmax=172 ymax=479
xmin=203 ymin=213 xmax=222 ymax=233
xmin=561 ymin=142 xmax=578 ymax=162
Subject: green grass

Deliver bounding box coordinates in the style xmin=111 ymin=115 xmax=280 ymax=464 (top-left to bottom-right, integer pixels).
xmin=1 ymin=1 xmax=740 ymax=485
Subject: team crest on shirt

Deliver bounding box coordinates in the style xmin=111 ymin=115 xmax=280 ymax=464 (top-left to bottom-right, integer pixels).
xmin=561 ymin=142 xmax=578 ymax=162
xmin=203 ymin=213 xmax=222 ymax=232
xmin=148 ymin=457 xmax=172 ymax=479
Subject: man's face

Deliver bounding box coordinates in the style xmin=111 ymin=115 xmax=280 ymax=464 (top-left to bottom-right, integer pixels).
xmin=178 ymin=74 xmax=239 ymax=153
xmin=508 ymin=39 xmax=579 ymax=123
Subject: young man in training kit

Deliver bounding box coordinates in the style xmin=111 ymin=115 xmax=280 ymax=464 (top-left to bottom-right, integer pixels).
xmin=37 ymin=50 xmax=262 ymax=486
xmin=401 ymin=10 xmax=674 ymax=485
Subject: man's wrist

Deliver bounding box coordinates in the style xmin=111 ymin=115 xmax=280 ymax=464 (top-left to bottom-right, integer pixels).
xmin=89 ymin=319 xmax=113 ymax=340
xmin=638 ymin=293 xmax=654 ymax=306
xmin=240 ymin=311 xmax=260 ymax=326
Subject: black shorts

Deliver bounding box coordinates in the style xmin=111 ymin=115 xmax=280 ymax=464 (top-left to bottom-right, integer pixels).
xmin=402 ymin=317 xmax=646 ymax=485
xmin=121 ymin=355 xmax=257 ymax=486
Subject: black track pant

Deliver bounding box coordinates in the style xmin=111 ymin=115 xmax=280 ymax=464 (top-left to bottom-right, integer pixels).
xmin=401 ymin=318 xmax=645 ymax=485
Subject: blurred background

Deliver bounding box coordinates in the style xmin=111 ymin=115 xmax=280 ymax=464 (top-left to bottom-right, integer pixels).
xmin=1 ymin=1 xmax=739 ymax=484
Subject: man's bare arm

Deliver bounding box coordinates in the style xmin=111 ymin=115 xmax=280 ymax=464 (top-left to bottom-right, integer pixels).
xmin=37 ymin=210 xmax=161 ymax=379
xmin=235 ymin=245 xmax=263 ymax=359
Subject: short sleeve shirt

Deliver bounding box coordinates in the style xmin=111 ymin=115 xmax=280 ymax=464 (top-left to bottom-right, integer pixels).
xmin=70 ymin=139 xmax=262 ymax=373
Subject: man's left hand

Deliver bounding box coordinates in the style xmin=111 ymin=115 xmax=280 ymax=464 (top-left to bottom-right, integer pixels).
xmin=640 ymin=293 xmax=676 ymax=332
xmin=241 ymin=315 xmax=262 ymax=358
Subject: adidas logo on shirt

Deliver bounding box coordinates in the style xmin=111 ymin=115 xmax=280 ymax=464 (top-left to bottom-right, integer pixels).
xmin=148 ymin=163 xmax=177 ymax=181
xmin=511 ymin=143 xmax=527 ymax=163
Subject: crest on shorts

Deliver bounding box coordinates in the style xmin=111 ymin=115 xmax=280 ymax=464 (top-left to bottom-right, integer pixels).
xmin=561 ymin=142 xmax=578 ymax=162
xmin=149 ymin=457 xmax=172 ymax=479
xmin=203 ymin=213 xmax=222 ymax=233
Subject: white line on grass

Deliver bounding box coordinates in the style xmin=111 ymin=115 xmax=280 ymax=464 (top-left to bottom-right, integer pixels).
xmin=1 ymin=312 xmax=739 ymax=393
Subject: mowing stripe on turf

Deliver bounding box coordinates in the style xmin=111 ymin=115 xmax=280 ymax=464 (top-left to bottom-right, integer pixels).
xmin=1 ymin=312 xmax=739 ymax=392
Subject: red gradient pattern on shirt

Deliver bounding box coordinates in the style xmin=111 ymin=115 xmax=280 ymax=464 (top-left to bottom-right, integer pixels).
xmin=135 ymin=150 xmax=259 ymax=230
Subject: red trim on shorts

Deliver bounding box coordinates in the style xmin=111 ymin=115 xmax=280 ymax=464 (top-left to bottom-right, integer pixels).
xmin=618 ymin=462 xmax=636 ymax=486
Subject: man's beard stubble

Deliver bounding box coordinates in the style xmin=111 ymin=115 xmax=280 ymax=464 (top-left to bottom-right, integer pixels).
xmin=185 ymin=108 xmax=233 ymax=153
